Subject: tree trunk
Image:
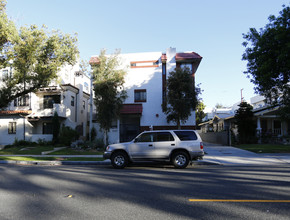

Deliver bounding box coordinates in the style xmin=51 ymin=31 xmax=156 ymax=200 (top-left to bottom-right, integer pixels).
xmin=177 ymin=118 xmax=181 ymax=130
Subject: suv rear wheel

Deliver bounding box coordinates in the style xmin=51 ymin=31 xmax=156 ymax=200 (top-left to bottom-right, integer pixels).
xmin=172 ymin=151 xmax=189 ymax=169
xmin=111 ymin=151 xmax=129 ymax=169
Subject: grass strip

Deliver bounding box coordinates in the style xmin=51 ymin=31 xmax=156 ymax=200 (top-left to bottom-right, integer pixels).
xmin=235 ymin=144 xmax=290 ymax=153
xmin=0 ymin=156 xmax=104 ymax=162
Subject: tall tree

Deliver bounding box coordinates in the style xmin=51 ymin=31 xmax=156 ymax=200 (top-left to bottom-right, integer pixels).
xmin=0 ymin=0 xmax=18 ymax=68
xmin=234 ymin=102 xmax=256 ymax=144
xmin=163 ymin=67 xmax=199 ymax=129
xmin=0 ymin=23 xmax=78 ymax=109
xmin=92 ymin=49 xmax=127 ymax=145
xmin=242 ymin=5 xmax=290 ymax=119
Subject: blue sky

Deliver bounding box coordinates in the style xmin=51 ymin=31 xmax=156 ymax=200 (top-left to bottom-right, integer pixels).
xmin=6 ymin=0 xmax=288 ymax=110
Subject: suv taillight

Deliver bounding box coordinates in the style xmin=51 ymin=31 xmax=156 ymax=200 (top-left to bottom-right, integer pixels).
xmin=200 ymin=142 xmax=204 ymax=150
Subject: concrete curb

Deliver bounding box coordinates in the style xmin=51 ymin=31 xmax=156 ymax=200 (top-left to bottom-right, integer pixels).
xmin=0 ymin=159 xmax=219 ymax=166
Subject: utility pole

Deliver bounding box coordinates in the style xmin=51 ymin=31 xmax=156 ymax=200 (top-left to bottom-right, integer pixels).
xmin=240 ymin=88 xmax=244 ymax=103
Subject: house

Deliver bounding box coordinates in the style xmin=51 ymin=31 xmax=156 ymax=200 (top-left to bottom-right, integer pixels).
xmin=199 ymin=95 xmax=290 ymax=145
xmin=0 ymin=63 xmax=91 ymax=146
xmin=252 ymin=95 xmax=290 ymax=143
xmin=89 ymin=47 xmax=202 ymax=143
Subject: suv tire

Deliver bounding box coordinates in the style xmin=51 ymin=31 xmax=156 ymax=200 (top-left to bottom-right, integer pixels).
xmin=111 ymin=151 xmax=129 ymax=169
xmin=172 ymin=151 xmax=189 ymax=169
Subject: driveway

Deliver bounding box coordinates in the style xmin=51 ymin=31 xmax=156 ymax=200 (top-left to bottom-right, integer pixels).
xmin=202 ymin=143 xmax=290 ymax=166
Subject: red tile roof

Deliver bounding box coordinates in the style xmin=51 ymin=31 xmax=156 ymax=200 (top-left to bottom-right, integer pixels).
xmin=0 ymin=110 xmax=32 ymax=115
xmin=120 ymin=104 xmax=142 ymax=114
xmin=175 ymin=52 xmax=202 ymax=61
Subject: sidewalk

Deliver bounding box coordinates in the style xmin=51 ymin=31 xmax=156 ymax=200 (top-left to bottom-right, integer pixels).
xmin=1 ymin=144 xmax=290 ymax=166
xmin=202 ymin=143 xmax=290 ymax=166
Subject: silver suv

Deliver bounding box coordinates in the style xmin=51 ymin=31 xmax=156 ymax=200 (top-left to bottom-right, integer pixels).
xmin=103 ymin=130 xmax=204 ymax=169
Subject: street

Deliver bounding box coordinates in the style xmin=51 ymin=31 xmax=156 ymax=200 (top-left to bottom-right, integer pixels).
xmin=1 ymin=164 xmax=290 ymax=220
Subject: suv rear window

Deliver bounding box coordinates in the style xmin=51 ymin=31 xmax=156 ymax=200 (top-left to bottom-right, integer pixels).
xmin=173 ymin=131 xmax=197 ymax=141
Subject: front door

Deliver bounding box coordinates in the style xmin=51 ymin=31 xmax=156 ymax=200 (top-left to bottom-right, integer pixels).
xmin=120 ymin=115 xmax=140 ymax=142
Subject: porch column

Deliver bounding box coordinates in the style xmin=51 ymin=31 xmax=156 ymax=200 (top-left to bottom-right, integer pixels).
xmin=256 ymin=117 xmax=262 ymax=144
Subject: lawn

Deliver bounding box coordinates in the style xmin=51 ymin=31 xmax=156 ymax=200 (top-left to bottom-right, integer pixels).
xmin=0 ymin=156 xmax=104 ymax=162
xmin=235 ymin=144 xmax=290 ymax=153
xmin=0 ymin=145 xmax=103 ymax=155
xmin=0 ymin=145 xmax=55 ymax=155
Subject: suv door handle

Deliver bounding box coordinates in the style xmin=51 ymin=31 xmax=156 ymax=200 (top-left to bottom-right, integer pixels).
xmin=148 ymin=144 xmax=153 ymax=147
xmin=171 ymin=144 xmax=175 ymax=146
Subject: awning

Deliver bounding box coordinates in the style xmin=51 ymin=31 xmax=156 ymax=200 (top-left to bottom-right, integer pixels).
xmin=120 ymin=104 xmax=142 ymax=115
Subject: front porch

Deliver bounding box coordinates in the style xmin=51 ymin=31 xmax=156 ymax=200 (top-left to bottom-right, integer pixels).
xmin=255 ymin=108 xmax=290 ymax=144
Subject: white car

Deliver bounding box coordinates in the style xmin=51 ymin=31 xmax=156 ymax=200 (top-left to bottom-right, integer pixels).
xmin=103 ymin=130 xmax=204 ymax=169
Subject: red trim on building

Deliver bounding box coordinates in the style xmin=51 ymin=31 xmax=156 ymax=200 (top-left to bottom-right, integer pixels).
xmin=161 ymin=53 xmax=167 ymax=63
xmin=120 ymin=104 xmax=143 ymax=114
xmin=0 ymin=110 xmax=32 ymax=115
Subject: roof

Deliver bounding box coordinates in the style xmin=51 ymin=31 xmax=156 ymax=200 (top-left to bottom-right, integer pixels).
xmin=0 ymin=110 xmax=32 ymax=115
xmin=175 ymin=52 xmax=202 ymax=61
xmin=120 ymin=104 xmax=142 ymax=114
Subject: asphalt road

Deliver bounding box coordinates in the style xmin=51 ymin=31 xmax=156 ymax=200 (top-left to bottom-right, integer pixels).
xmin=1 ymin=164 xmax=290 ymax=220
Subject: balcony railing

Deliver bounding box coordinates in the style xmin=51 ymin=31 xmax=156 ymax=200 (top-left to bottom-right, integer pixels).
xmin=30 ymin=104 xmax=71 ymax=118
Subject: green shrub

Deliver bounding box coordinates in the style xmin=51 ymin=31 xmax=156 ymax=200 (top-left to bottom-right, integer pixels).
xmin=59 ymin=126 xmax=78 ymax=146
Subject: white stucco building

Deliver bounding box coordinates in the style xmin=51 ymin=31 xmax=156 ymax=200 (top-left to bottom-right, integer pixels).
xmin=0 ymin=63 xmax=91 ymax=145
xmin=90 ymin=47 xmax=202 ymax=143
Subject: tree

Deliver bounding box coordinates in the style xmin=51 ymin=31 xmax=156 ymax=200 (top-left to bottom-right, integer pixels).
xmin=0 ymin=0 xmax=18 ymax=68
xmin=0 ymin=22 xmax=78 ymax=109
xmin=91 ymin=49 xmax=127 ymax=145
xmin=234 ymin=102 xmax=256 ymax=144
xmin=163 ymin=67 xmax=199 ymax=129
xmin=242 ymin=5 xmax=290 ymax=119
xmin=196 ymin=101 xmax=206 ymax=127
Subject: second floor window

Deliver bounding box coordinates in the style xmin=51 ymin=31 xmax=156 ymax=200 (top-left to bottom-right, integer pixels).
xmin=43 ymin=95 xmax=60 ymax=109
xmin=134 ymin=89 xmax=147 ymax=102
xmin=14 ymin=95 xmax=29 ymax=107
xmin=71 ymin=96 xmax=75 ymax=106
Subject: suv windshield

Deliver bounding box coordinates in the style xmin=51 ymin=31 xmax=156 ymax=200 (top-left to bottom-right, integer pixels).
xmin=173 ymin=131 xmax=197 ymax=141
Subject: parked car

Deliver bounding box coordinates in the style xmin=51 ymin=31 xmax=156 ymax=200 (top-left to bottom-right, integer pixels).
xmin=103 ymin=130 xmax=204 ymax=169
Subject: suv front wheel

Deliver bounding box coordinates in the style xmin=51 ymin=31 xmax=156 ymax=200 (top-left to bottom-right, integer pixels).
xmin=172 ymin=151 xmax=189 ymax=169
xmin=111 ymin=151 xmax=129 ymax=169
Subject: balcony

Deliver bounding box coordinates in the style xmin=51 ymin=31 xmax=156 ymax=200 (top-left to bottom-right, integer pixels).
xmin=28 ymin=104 xmax=71 ymax=119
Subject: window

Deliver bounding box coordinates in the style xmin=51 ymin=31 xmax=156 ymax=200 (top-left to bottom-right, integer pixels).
xmin=135 ymin=133 xmax=154 ymax=142
xmin=2 ymin=69 xmax=8 ymax=79
xmin=14 ymin=95 xmax=29 ymax=107
xmin=43 ymin=122 xmax=53 ymax=134
xmin=173 ymin=131 xmax=197 ymax=141
xmin=71 ymin=96 xmax=75 ymax=106
xmin=155 ymin=132 xmax=174 ymax=142
xmin=84 ymin=82 xmax=89 ymax=92
xmin=8 ymin=122 xmax=16 ymax=134
xmin=43 ymin=95 xmax=60 ymax=109
xmin=180 ymin=63 xmax=192 ymax=72
xmin=83 ymin=100 xmax=86 ymax=109
xmin=134 ymin=89 xmax=146 ymax=102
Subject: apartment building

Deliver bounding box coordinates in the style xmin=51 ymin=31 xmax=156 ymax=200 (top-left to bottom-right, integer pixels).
xmin=90 ymin=47 xmax=202 ymax=143
xmin=0 ymin=63 xmax=91 ymax=145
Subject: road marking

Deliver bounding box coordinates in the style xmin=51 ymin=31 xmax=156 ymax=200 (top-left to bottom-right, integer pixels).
xmin=188 ymin=199 xmax=290 ymax=202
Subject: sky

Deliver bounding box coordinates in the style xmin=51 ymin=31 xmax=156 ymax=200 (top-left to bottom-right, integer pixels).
xmin=6 ymin=0 xmax=288 ymax=111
